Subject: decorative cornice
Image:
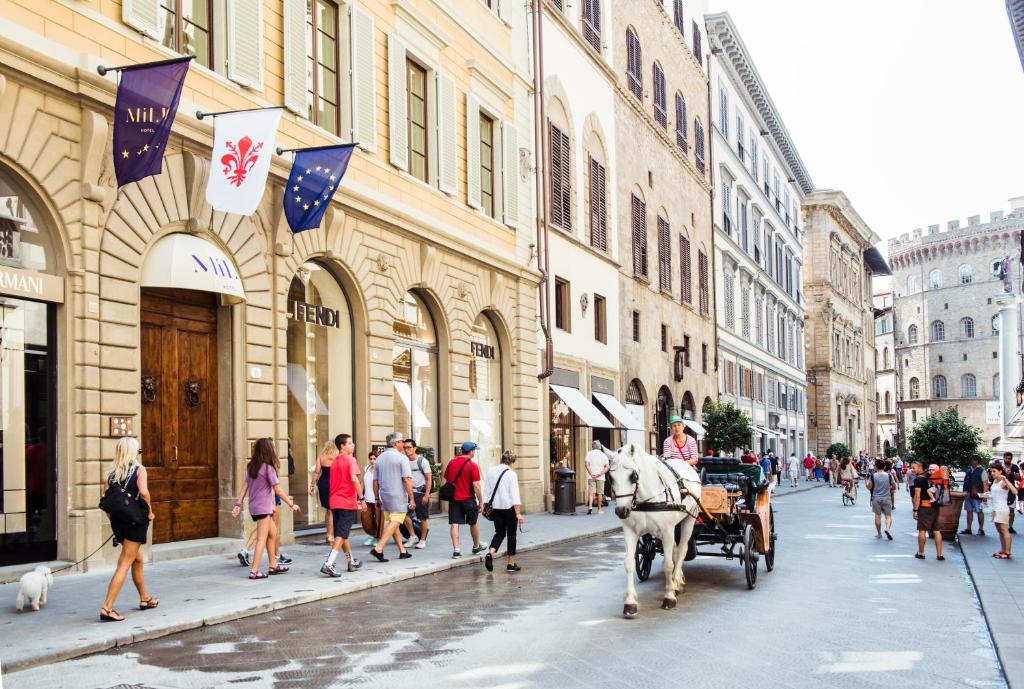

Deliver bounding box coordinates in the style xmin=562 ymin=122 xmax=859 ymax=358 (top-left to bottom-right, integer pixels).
xmin=1008 ymin=0 xmax=1024 ymax=73
xmin=803 ymin=191 xmax=880 ymax=248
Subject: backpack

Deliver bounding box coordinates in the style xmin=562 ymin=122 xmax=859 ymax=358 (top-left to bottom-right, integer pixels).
xmin=930 ymin=478 xmax=951 ymax=506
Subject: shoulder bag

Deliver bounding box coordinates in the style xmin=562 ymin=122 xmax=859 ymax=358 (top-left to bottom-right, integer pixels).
xmin=482 ymin=468 xmax=510 ymax=521
xmin=438 ymin=458 xmax=470 ymax=502
xmin=99 ymin=467 xmax=148 ymax=526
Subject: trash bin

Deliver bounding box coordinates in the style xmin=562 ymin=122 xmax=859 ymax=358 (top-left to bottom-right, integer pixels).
xmin=554 ymin=466 xmax=576 ymax=515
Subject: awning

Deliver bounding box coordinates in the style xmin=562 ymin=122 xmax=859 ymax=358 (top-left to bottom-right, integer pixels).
xmin=550 ymin=384 xmax=613 ymax=428
xmin=593 ymin=392 xmax=645 ymax=430
xmin=863 ymin=246 xmax=892 ymax=276
xmin=141 ymin=233 xmax=246 ymax=303
xmin=683 ymin=419 xmax=706 ymax=438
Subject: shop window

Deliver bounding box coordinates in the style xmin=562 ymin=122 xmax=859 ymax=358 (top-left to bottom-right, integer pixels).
xmin=469 ymin=313 xmax=503 ymax=471
xmin=550 ymin=388 xmax=576 ymax=475
xmin=393 ymin=291 xmax=439 ymax=457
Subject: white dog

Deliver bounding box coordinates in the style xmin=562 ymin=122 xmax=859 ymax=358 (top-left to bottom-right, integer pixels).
xmin=15 ymin=565 xmax=53 ymax=612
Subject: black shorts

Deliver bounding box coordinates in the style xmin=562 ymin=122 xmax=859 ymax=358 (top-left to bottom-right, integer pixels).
xmin=408 ymin=491 xmax=430 ymax=521
xmin=331 ymin=508 xmax=358 ymax=540
xmin=251 ymin=513 xmax=271 ymax=522
xmin=448 ymin=499 xmax=479 ymax=526
xmin=916 ymin=506 xmax=940 ymax=532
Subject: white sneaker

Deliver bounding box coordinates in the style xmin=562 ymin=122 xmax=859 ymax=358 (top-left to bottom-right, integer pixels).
xmin=404 ymin=536 xmax=419 ymax=547
xmin=415 ymin=539 xmax=427 ymax=549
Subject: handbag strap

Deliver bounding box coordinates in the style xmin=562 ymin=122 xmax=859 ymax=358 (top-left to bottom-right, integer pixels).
xmin=487 ymin=468 xmax=510 ymax=505
xmin=449 ymin=457 xmax=471 ymax=491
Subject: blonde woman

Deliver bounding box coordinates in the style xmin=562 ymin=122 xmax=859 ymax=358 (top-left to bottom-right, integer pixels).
xmin=310 ymin=439 xmax=339 ymax=544
xmin=99 ymin=436 xmax=157 ymax=622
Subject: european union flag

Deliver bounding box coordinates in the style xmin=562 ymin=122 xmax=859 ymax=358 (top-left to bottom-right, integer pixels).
xmin=284 ymin=144 xmax=357 ymax=233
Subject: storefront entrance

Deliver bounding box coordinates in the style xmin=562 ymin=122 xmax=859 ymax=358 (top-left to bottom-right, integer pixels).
xmin=140 ymin=288 xmax=219 ymax=544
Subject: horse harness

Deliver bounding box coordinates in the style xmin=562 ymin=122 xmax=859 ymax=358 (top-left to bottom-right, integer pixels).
xmin=613 ymin=458 xmax=701 ymax=519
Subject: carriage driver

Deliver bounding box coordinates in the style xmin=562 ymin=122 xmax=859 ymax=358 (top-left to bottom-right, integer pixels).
xmin=662 ymin=416 xmax=699 ymax=477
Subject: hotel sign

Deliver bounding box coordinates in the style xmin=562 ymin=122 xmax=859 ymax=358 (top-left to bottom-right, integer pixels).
xmin=0 ymin=265 xmax=63 ymax=303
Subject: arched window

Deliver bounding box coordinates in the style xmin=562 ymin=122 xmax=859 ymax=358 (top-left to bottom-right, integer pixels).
xmin=962 ymin=373 xmax=977 ymax=398
xmin=883 ymin=347 xmax=890 ymax=368
xmin=652 ymin=62 xmax=667 ymax=128
xmin=959 ymin=264 xmax=972 ymax=284
xmin=992 ymin=315 xmax=1000 ymax=335
xmin=674 ymin=92 xmax=687 ymax=152
xmin=909 ymin=377 xmax=920 ymax=399
xmin=884 ymin=391 xmax=891 ymax=413
xmin=908 ymin=324 xmax=918 ymax=344
xmin=547 ymin=98 xmax=572 ymax=232
xmin=906 ymin=275 xmax=919 ymax=295
xmin=960 ymin=317 xmax=974 ymax=339
xmin=626 ymin=28 xmax=642 ymax=100
xmin=933 ymin=375 xmax=947 ymax=399
xmin=931 ymin=320 xmax=945 ymax=342
xmin=393 ymin=291 xmax=440 ymax=451
xmin=928 ymin=269 xmax=942 ymax=290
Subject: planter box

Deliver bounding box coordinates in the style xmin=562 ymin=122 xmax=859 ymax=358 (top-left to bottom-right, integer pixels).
xmin=938 ymin=491 xmax=966 ymax=541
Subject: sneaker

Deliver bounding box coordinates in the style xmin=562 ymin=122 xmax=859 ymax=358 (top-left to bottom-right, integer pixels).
xmin=471 ymin=544 xmax=486 ymax=555
xmin=363 ymin=537 xmax=375 ymax=547
xmin=399 ymin=552 xmax=413 ymax=560
xmin=237 ymin=550 xmax=251 ymax=567
xmin=587 ymin=508 xmax=593 ymax=515
xmin=369 ymin=549 xmax=388 ymax=563
xmin=415 ymin=539 xmax=427 ymax=549
xmin=347 ymin=558 xmax=362 ymax=572
xmin=277 ymin=553 xmax=293 ymax=565
xmin=914 ymin=553 xmax=926 ymax=560
xmin=959 ymin=529 xmax=972 ymax=535
xmin=885 ymin=530 xmax=893 ymax=541
xmin=452 ymin=550 xmax=462 ymax=559
xmin=484 ymin=553 xmax=493 ymax=572
xmin=978 ymin=530 xmax=986 ymax=537
xmin=506 ymin=563 xmax=521 ymax=572
xmin=404 ymin=537 xmax=419 ymax=548
xmin=875 ymin=533 xmax=882 ymax=539
xmin=320 ymin=563 xmax=341 ymax=578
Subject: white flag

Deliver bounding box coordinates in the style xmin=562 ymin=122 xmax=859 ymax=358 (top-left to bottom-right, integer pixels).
xmin=206 ymin=109 xmax=282 ymax=215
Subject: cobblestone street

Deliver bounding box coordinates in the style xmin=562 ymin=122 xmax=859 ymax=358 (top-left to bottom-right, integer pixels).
xmin=5 ymin=486 xmax=1007 ymax=689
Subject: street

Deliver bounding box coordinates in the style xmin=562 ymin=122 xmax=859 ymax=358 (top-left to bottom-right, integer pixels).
xmin=5 ymin=485 xmax=1005 ymax=689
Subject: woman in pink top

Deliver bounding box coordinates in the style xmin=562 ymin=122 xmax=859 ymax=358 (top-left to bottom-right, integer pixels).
xmin=662 ymin=416 xmax=698 ymax=470
xmin=231 ymin=438 xmax=300 ymax=579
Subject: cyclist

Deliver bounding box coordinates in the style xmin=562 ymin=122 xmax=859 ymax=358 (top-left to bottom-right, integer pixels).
xmin=839 ymin=457 xmax=859 ymax=503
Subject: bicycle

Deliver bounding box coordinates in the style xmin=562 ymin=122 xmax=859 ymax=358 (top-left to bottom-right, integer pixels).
xmin=841 ymin=479 xmax=856 ymax=506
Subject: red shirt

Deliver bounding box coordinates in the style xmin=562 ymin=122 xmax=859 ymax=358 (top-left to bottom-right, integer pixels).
xmin=444 ymin=456 xmax=481 ymax=501
xmin=803 ymin=456 xmax=814 ymax=469
xmin=741 ymin=453 xmax=757 ymax=465
xmin=329 ymin=453 xmax=361 ymax=510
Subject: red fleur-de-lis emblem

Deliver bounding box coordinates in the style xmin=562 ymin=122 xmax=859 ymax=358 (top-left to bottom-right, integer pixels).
xmin=220 ymin=136 xmax=264 ymax=187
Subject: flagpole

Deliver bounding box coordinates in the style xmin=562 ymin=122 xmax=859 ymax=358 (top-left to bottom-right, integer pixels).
xmin=275 ymin=143 xmax=360 ymax=155
xmin=97 ymin=55 xmax=194 ymax=76
xmin=196 ymin=106 xmax=285 ymax=121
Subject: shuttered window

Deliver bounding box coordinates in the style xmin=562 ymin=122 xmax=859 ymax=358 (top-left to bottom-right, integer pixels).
xmin=653 ymin=63 xmax=667 ymax=128
xmin=436 ymin=73 xmax=457 ymax=194
xmin=658 ymin=216 xmax=671 ymax=292
xmin=350 ymin=7 xmax=377 ymax=150
xmin=227 ymin=0 xmax=263 ymax=89
xmin=466 ymin=94 xmax=481 ymax=208
xmin=718 ymin=87 xmax=729 ymax=138
xmin=675 ymin=93 xmax=687 ymax=152
xmin=631 ymin=194 xmax=648 ymax=278
xmin=626 ymin=28 xmax=642 ymax=101
xmin=123 ymin=0 xmax=163 ymax=41
xmin=694 ymin=119 xmax=705 ymax=174
xmin=387 ymin=35 xmax=409 ymax=170
xmin=502 ymin=122 xmax=519 ymax=226
xmin=282 ymin=0 xmax=309 ymax=115
xmin=480 ymin=112 xmax=496 ymax=219
xmin=549 ymin=122 xmax=571 ymax=231
xmin=673 ymin=0 xmax=684 ymax=34
xmin=307 ymin=1 xmax=340 ymax=134
xmin=155 ymin=0 xmax=212 ymax=68
xmin=582 ymin=0 xmax=601 ymax=53
xmin=407 ymin=60 xmax=429 ymax=182
xmin=692 ymin=20 xmax=702 ymax=65
xmin=588 ymin=155 xmax=608 ymax=251
xmin=698 ymin=250 xmax=709 ymax=315
xmin=724 ymin=273 xmax=735 ymax=330
xmin=679 ymin=235 xmax=692 ymax=304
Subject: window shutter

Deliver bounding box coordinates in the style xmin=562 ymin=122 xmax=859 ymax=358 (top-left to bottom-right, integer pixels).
xmin=466 ymin=93 xmax=481 ymax=209
xmin=588 ymin=156 xmax=607 ymax=252
xmin=497 ymin=0 xmax=511 ymax=22
xmin=227 ymin=0 xmax=264 ymax=90
xmin=387 ymin=34 xmax=409 ymax=170
xmin=350 ymin=7 xmax=377 ymax=151
xmin=631 ymin=195 xmax=647 ymax=277
xmin=502 ymin=121 xmax=519 ymax=226
xmin=436 ymin=72 xmax=457 ymax=195
xmin=282 ymin=0 xmax=309 ymax=115
xmin=549 ymin=124 xmax=571 ymax=231
xmin=680 ymin=235 xmax=691 ymax=304
xmin=122 ymin=0 xmax=163 ymax=40
xmin=658 ymin=216 xmax=671 ymax=292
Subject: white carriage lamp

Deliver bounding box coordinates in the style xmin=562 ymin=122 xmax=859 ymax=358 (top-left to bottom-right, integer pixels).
xmin=579 ymin=292 xmax=589 ymax=317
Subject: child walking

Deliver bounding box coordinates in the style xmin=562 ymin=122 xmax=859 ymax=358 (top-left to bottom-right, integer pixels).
xmin=320 ymin=434 xmax=366 ymax=577
xmin=232 ymin=438 xmax=300 ymax=579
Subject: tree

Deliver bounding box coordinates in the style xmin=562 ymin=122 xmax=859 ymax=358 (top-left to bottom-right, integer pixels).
xmin=703 ymin=400 xmax=753 ymax=455
xmin=908 ymin=407 xmax=982 ymax=471
xmin=826 ymin=442 xmax=851 ymax=460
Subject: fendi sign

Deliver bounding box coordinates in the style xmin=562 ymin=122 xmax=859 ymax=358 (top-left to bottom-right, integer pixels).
xmin=290 ymin=300 xmax=340 ymax=328
xmin=470 ymin=341 xmax=495 ymax=359
xmin=0 ymin=265 xmax=64 ymax=303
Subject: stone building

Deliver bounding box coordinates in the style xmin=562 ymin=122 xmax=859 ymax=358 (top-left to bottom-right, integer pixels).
xmin=607 ymin=0 xmax=716 ymax=451
xmin=0 ymin=0 xmax=542 ymax=569
xmin=802 ymin=190 xmax=890 ymax=457
xmin=706 ymin=13 xmax=811 ymax=458
xmin=873 ymin=287 xmax=897 ymax=453
xmin=888 ymin=200 xmax=1024 ymax=450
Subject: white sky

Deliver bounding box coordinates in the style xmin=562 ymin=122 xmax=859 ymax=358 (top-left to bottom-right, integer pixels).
xmin=706 ymin=0 xmax=1024 ymax=248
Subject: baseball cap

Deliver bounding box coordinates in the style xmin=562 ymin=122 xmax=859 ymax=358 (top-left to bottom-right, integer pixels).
xmin=668 ymin=415 xmax=684 ymax=425
xmin=928 ymin=464 xmax=940 ymax=472
xmin=461 ymin=441 xmax=479 ymax=453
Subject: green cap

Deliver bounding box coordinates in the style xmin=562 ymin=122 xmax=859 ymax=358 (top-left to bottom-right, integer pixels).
xmin=668 ymin=415 xmax=684 ymax=425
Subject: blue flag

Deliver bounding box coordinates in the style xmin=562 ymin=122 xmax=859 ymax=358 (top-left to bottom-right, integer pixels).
xmin=284 ymin=145 xmax=357 ymax=233
xmin=113 ymin=57 xmax=191 ymax=187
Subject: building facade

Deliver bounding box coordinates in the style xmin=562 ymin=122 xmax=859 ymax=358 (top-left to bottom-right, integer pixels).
xmin=888 ymin=200 xmax=1024 ymax=450
xmin=873 ymin=287 xmax=897 ymax=453
xmin=0 ymin=0 xmax=543 ymax=569
xmin=706 ymin=13 xmax=811 ymax=458
xmin=802 ymin=190 xmax=889 ymax=457
xmin=608 ymin=0 xmax=716 ymax=452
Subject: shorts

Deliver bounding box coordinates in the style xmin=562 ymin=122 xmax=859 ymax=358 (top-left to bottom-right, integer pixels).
xmin=251 ymin=513 xmax=271 ymax=522
xmin=448 ymin=499 xmax=479 ymax=526
xmin=788 ymin=469 xmax=798 ymax=478
xmin=587 ymin=478 xmax=605 ymax=493
xmin=915 ymin=506 xmax=940 ymax=532
xmin=408 ymin=491 xmax=430 ymax=521
xmin=964 ymin=496 xmax=985 ymax=513
xmin=870 ymin=497 xmax=892 ymax=516
xmin=993 ymin=510 xmax=1011 ymax=525
xmin=383 ymin=510 xmax=407 ymax=525
xmin=331 ymin=508 xmax=358 ymax=539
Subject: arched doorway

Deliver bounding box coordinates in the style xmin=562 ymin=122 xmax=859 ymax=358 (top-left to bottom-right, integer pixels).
xmin=655 ymin=386 xmax=674 ymax=449
xmin=681 ymin=391 xmax=696 ymax=419
xmin=286 ymin=261 xmax=354 ymax=530
xmin=392 ymin=291 xmax=440 ymax=454
xmin=469 ymin=312 xmax=503 ymax=472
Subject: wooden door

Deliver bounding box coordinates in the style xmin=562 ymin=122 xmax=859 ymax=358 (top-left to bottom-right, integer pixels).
xmin=140 ymin=288 xmax=219 ymax=543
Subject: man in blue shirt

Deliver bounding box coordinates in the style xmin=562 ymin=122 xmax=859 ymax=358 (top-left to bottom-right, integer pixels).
xmin=960 ymin=455 xmax=988 ymax=537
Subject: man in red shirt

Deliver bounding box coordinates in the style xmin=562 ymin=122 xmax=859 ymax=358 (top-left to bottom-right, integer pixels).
xmin=444 ymin=441 xmax=484 ymax=559
xmin=803 ymin=453 xmax=815 ymax=482
xmin=740 ymin=449 xmax=757 ymax=465
xmin=320 ymin=434 xmax=366 ymax=577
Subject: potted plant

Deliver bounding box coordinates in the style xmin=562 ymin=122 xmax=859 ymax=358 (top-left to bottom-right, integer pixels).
xmin=702 ymin=400 xmax=754 ymax=457
xmin=907 ymin=407 xmax=982 ymax=540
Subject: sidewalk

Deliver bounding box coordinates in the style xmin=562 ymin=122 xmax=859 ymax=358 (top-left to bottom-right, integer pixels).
xmin=958 ymin=525 xmax=1024 ymax=688
xmin=0 ymin=509 xmax=619 ymax=675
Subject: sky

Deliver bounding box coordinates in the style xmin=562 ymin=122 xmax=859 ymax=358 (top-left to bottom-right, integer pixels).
xmin=705 ymin=0 xmax=1024 ymax=250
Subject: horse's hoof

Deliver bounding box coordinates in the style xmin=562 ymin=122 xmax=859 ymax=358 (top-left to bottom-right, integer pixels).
xmin=661 ymin=598 xmax=677 ymax=610
xmin=623 ymin=604 xmax=638 ymax=618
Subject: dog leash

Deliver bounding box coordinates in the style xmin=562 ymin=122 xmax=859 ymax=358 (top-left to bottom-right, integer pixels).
xmin=49 ymin=534 xmax=115 ymax=574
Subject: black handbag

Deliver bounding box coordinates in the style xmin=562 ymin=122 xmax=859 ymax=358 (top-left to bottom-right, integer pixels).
xmin=99 ymin=468 xmax=148 ymax=526
xmin=439 ymin=457 xmax=471 ymax=502
xmin=482 ymin=469 xmax=510 ymax=521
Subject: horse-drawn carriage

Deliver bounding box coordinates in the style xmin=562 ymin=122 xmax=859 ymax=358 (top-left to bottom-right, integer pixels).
xmin=633 ymin=456 xmax=776 ymax=590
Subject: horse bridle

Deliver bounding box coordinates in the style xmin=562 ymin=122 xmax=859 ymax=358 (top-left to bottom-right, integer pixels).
xmin=611 ymin=466 xmax=699 ymax=518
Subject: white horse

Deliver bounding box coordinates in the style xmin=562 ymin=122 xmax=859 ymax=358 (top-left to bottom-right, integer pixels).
xmin=607 ymin=443 xmax=701 ymax=618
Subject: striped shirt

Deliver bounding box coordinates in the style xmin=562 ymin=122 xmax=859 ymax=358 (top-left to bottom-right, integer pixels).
xmin=662 ymin=435 xmax=698 ymax=464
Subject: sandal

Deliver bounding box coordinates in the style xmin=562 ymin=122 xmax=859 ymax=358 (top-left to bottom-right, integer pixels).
xmin=100 ymin=608 xmax=124 ymax=622
xmin=139 ymin=596 xmax=160 ymax=610
xmin=994 ymin=552 xmax=1010 ymax=559
xmin=268 ymin=565 xmax=289 ymax=575
xmin=248 ymin=571 xmax=268 ymax=580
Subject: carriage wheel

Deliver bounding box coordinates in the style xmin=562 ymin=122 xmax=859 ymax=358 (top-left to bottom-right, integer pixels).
xmin=635 ymin=535 xmax=656 ymax=582
xmin=764 ymin=506 xmax=776 ymax=572
xmin=742 ymin=525 xmax=758 ymax=590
